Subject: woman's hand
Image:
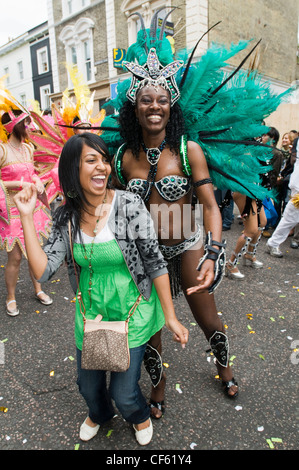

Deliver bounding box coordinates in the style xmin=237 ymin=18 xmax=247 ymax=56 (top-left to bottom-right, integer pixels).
xmin=31 ymin=175 xmax=45 ymax=194
xmin=186 ymin=259 xmax=215 ymax=295
xmin=165 ymin=318 xmax=189 ymax=348
xmin=13 ymin=184 xmax=38 ymax=217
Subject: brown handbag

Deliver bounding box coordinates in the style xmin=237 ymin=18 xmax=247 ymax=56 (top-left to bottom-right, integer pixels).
xmin=68 ymin=221 xmax=142 ymax=371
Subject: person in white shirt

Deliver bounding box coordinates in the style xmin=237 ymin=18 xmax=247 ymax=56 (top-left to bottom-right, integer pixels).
xmin=266 ymin=137 xmax=299 ymax=256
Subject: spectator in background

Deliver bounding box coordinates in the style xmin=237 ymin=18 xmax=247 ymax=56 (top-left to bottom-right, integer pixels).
xmin=290 ymin=136 xmax=299 ymax=249
xmin=266 ymin=136 xmax=299 ymax=257
xmin=261 ymin=127 xmax=282 ymax=237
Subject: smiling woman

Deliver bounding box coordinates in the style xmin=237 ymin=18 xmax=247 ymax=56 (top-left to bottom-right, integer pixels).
xmin=13 ymin=132 xmax=188 ymax=445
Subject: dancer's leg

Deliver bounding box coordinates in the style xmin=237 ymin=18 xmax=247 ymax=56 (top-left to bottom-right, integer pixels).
xmin=181 ymin=243 xmax=238 ymax=397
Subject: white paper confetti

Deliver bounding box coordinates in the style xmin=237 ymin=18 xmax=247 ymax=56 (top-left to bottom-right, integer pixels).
xmin=190 ymin=443 xmax=198 ymax=449
xmin=235 ymin=405 xmax=242 ymax=411
xmin=257 ymin=426 xmax=264 ymax=432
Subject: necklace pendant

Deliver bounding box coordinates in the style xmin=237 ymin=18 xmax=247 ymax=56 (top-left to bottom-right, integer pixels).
xmin=146 ymin=148 xmax=161 ymax=165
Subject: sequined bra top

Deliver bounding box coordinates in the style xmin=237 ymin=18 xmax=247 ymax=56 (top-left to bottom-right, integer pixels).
xmin=114 ymin=136 xmax=192 ymax=202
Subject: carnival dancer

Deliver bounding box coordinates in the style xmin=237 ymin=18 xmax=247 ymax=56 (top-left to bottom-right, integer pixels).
xmin=99 ymin=10 xmax=289 ymax=416
xmin=225 ymin=193 xmax=266 ymax=280
xmin=0 ymin=87 xmax=52 ymax=316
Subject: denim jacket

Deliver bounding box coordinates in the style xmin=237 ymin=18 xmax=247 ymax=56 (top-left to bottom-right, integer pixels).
xmin=38 ymin=190 xmax=168 ymax=300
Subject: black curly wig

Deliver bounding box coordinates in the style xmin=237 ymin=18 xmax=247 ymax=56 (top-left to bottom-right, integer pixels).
xmin=118 ymin=99 xmax=185 ymax=158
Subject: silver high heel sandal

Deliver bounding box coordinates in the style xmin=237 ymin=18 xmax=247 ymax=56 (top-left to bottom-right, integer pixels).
xmin=225 ymin=260 xmax=245 ymax=280
xmin=243 ymin=240 xmax=264 ymax=269
xmin=242 ymin=255 xmax=263 ymax=268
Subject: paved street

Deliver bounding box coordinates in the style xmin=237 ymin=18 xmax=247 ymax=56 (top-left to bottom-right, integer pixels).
xmin=0 ymin=217 xmax=298 ymax=454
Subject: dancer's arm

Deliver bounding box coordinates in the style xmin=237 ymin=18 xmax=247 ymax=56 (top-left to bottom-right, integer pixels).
xmin=13 ymin=184 xmax=48 ymax=279
xmin=153 ymin=273 xmax=188 ymax=348
xmin=187 ymin=141 xmax=223 ymax=293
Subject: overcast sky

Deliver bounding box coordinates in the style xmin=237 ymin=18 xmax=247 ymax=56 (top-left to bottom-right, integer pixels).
xmin=0 ymin=0 xmax=48 ymax=47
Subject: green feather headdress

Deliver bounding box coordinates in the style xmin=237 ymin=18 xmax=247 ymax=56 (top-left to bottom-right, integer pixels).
xmin=101 ymin=9 xmax=291 ymax=201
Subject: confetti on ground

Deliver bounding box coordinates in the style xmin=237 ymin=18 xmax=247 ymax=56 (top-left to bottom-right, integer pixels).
xmin=35 ymin=310 xmax=40 ymax=314
xmin=266 ymin=438 xmax=274 ymax=449
xmin=1 ymin=338 xmax=8 ymax=343
xmin=279 ymin=295 xmax=286 ymax=298
xmin=0 ymin=406 xmax=8 ymax=413
xmin=176 ymin=384 xmax=182 ymax=394
xmin=240 ymin=292 xmax=245 ymax=296
xmin=190 ymin=443 xmax=198 ymax=449
xmin=190 ymin=322 xmax=196 ymax=326
xmin=64 ymin=297 xmax=69 ymax=300
xmin=49 ymin=370 xmax=55 ymax=377
xmin=162 ymin=362 xmax=169 ymax=368
xmin=106 ymin=429 xmax=113 ymax=438
xmin=287 ymin=336 xmax=293 ymax=340
xmin=74 ymin=443 xmax=80 ymax=450
xmin=23 ymin=439 xmax=27 ymax=444
xmin=257 ymin=426 xmax=264 ymax=432
xmin=266 ymin=437 xmax=283 ymax=449
xmin=235 ymin=405 xmax=242 ymax=411
xmin=270 ymin=317 xmax=275 ymax=322
xmin=259 ymin=354 xmax=265 ymax=361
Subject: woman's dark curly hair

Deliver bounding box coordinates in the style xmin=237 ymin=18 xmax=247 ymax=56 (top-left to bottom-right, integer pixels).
xmin=118 ymin=99 xmax=185 ymax=158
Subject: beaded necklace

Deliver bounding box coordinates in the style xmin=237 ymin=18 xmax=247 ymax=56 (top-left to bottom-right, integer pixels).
xmin=141 ymin=139 xmax=166 ymax=202
xmin=82 ymin=191 xmax=108 ymax=307
xmin=141 ymin=138 xmax=166 ymax=166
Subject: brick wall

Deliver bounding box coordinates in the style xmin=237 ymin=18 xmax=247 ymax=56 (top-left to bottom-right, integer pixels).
xmin=208 ymin=0 xmax=298 ymax=84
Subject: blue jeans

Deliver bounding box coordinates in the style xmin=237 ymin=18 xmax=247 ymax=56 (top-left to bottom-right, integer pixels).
xmin=76 ymin=344 xmax=150 ymax=425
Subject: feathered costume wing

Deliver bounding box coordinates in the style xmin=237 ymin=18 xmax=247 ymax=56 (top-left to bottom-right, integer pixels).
xmin=101 ymin=11 xmax=291 ymax=202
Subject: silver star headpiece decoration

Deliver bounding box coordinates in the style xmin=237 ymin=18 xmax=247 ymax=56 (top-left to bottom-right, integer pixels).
xmin=123 ymin=48 xmax=184 ymax=106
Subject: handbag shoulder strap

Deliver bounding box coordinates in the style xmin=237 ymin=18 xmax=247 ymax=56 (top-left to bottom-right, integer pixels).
xmin=68 ymin=219 xmax=142 ymax=322
xmin=68 ymin=220 xmax=86 ymax=320
xmin=126 ymin=294 xmax=142 ymax=323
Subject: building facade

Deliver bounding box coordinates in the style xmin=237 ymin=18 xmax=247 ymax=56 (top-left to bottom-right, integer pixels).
xmin=47 ymin=0 xmax=299 ymax=114
xmin=0 ymin=22 xmax=54 ymax=112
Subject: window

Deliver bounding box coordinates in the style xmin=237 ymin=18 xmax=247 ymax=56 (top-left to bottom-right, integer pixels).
xmin=18 ymin=61 xmax=24 ymax=80
xmin=37 ymin=46 xmax=49 ymax=74
xmin=4 ymin=67 xmax=9 ymax=84
xmin=124 ymin=0 xmax=172 ymax=45
xmin=71 ymin=46 xmax=77 ymax=66
xmin=59 ymin=18 xmax=95 ymax=84
xmin=67 ymin=0 xmax=73 ymax=15
xmin=40 ymin=85 xmax=51 ymax=110
xmin=61 ymin=0 xmax=91 ymax=18
xmin=20 ymin=93 xmax=26 ymax=107
xmin=84 ymin=40 xmax=91 ymax=82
